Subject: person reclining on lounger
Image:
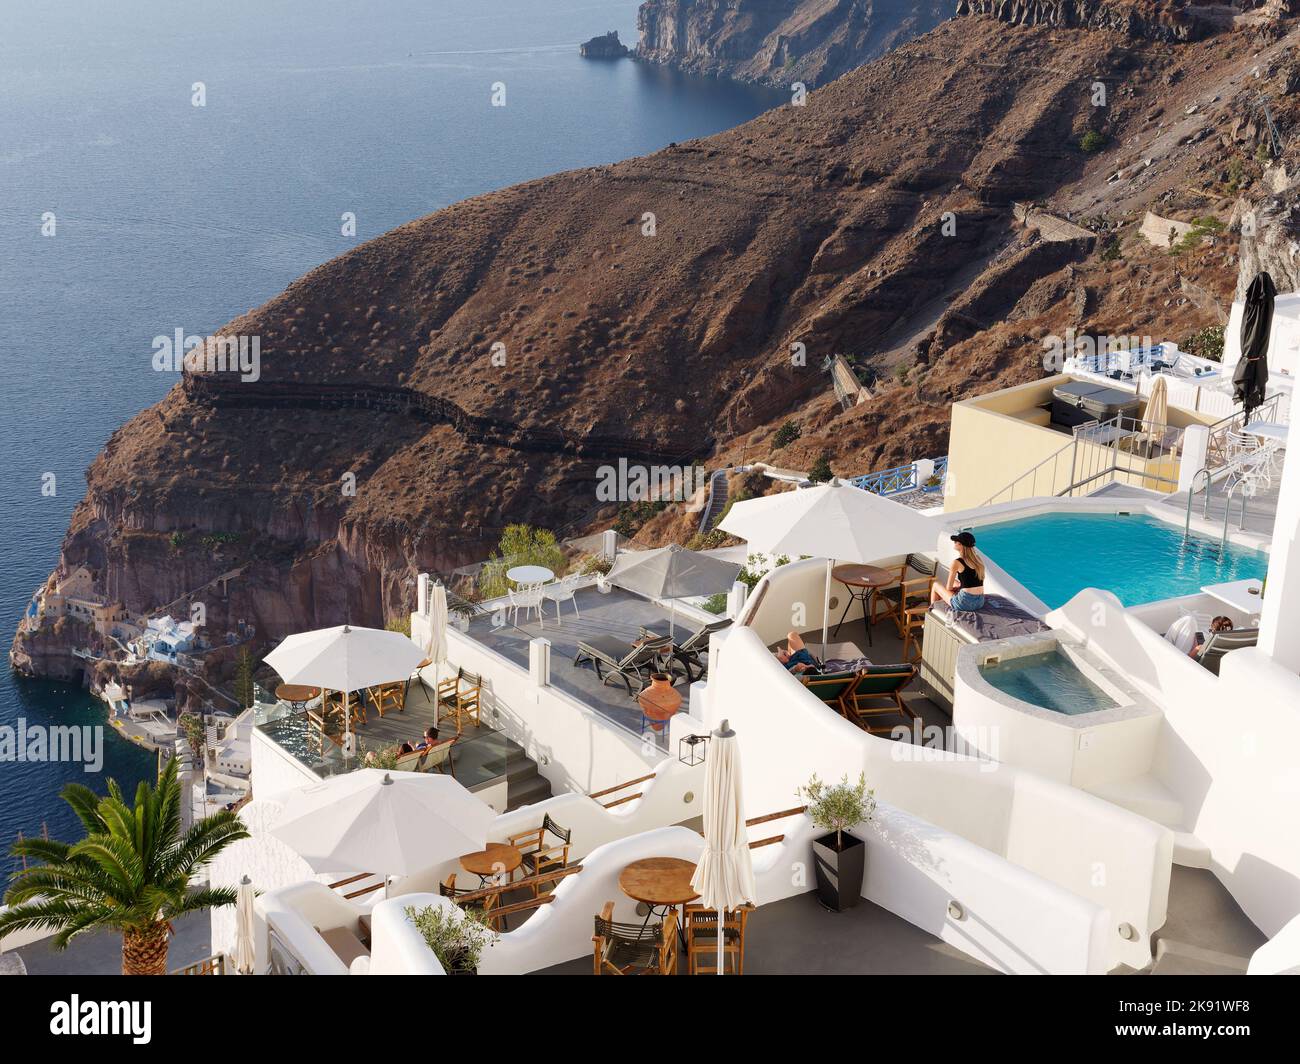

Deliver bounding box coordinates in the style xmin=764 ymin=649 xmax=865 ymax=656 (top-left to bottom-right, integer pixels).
xmin=1191 ymin=616 xmax=1233 ymax=659
xmin=932 ymin=531 xmax=986 ymax=611
xmin=775 ymin=631 xmax=820 ymax=674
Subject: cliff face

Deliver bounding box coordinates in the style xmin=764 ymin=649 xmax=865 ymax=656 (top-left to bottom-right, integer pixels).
xmin=636 ymin=0 xmax=952 ymax=87
xmin=15 ymin=10 xmax=1296 ymax=691
xmin=953 ymin=0 xmax=1218 ymax=41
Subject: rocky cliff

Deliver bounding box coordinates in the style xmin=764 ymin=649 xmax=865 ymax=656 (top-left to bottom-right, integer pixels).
xmin=636 ymin=0 xmax=952 ymax=87
xmin=15 ymin=10 xmax=1298 ymax=693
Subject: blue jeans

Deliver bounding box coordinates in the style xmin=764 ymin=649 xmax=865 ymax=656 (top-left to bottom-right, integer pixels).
xmin=784 ymin=648 xmax=818 ymax=671
xmin=951 ymin=590 xmax=985 ymax=611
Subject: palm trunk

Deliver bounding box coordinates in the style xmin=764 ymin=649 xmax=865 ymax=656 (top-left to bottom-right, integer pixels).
xmin=122 ymin=922 xmax=170 ymax=975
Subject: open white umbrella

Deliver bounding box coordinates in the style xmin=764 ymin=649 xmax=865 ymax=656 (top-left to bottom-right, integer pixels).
xmin=264 ymin=624 xmax=426 ymax=751
xmin=605 ymin=544 xmax=740 ymax=636
xmin=233 ymin=875 xmax=256 ymax=975
xmin=718 ymin=480 xmax=936 ymax=657
xmin=271 ymin=769 xmax=494 ymax=887
xmin=690 ymin=719 xmax=756 ymax=975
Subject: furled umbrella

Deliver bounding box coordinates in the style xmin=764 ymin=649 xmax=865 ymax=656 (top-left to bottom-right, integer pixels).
xmin=1234 ymin=270 xmax=1275 ymax=421
xmin=264 ymin=624 xmax=426 ymax=753
xmin=425 ymin=581 xmax=450 ymax=704
xmin=1144 ymin=375 xmax=1169 ymax=456
xmin=270 ymin=769 xmax=495 ymax=892
xmin=690 ymin=719 xmax=756 ymax=975
xmin=233 ymin=875 xmax=256 ymax=975
xmin=718 ymin=480 xmax=937 ymax=658
xmin=604 ymin=544 xmax=741 ymax=636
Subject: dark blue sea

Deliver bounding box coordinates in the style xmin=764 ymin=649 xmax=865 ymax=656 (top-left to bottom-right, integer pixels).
xmin=0 ymin=0 xmax=782 ymax=857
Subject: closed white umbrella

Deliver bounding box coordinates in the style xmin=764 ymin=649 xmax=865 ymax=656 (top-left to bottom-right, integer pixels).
xmin=690 ymin=719 xmax=756 ymax=975
xmin=425 ymin=582 xmax=450 ymax=703
xmin=271 ymin=769 xmax=494 ymax=885
xmin=264 ymin=624 xmax=426 ymax=751
xmin=718 ymin=480 xmax=936 ymax=657
xmin=233 ymin=875 xmax=256 ymax=975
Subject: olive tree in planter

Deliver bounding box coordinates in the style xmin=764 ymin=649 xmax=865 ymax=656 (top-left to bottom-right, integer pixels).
xmin=405 ymin=902 xmax=498 ymax=975
xmin=796 ymin=772 xmax=875 ymax=912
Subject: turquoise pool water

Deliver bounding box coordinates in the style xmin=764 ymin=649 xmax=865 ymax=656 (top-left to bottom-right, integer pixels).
xmin=979 ymin=649 xmax=1118 ymax=715
xmin=974 ymin=512 xmax=1269 ymax=609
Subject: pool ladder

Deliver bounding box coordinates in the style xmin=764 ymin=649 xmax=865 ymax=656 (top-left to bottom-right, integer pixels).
xmin=1183 ymin=466 xmax=1251 ymax=548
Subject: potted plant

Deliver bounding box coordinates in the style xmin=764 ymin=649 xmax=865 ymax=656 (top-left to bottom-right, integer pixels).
xmin=796 ymin=772 xmax=875 ymax=912
xmin=405 ymin=902 xmax=498 ymax=975
xmin=923 ymin=473 xmax=944 ymax=493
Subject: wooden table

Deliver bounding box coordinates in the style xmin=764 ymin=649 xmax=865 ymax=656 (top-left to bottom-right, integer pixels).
xmin=459 ymin=843 xmax=523 ymax=886
xmin=619 ymin=857 xmax=699 ymax=940
xmin=275 ymin=684 xmax=321 ymax=708
xmin=831 ymin=563 xmax=896 ymax=646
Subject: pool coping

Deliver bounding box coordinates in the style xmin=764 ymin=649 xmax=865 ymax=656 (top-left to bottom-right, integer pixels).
xmin=955 ymin=631 xmax=1162 ymax=731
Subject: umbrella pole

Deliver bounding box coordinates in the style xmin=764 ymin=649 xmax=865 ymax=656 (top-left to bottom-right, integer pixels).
xmin=717 ymin=905 xmax=725 ymax=975
xmin=821 ymin=559 xmax=832 ymax=660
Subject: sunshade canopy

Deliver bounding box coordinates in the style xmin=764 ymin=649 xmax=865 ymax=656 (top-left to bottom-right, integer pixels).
xmin=264 ymin=624 xmax=425 ymax=694
xmin=605 ymin=544 xmax=741 ymax=600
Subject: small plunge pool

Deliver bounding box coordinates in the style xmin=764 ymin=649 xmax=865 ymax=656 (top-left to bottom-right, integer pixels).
xmin=978 ymin=648 xmax=1118 ymax=716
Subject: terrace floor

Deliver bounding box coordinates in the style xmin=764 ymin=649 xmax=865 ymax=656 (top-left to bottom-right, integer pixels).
xmin=465 ymin=587 xmax=707 ymax=749
xmin=538 ymin=890 xmax=996 ymax=975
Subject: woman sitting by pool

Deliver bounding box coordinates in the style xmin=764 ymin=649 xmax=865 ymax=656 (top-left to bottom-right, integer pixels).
xmin=931 ymin=531 xmax=986 ymax=611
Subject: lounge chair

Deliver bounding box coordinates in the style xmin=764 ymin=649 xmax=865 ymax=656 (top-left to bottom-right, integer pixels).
xmin=840 ymin=664 xmax=919 ymax=734
xmin=1196 ymin=627 xmax=1259 ymax=675
xmin=573 ymin=634 xmax=673 ymax=695
xmin=644 ymin=618 xmax=732 ymax=682
xmin=799 ymin=671 xmax=858 ymax=712
xmin=593 ymin=902 xmax=677 ymax=975
xmin=393 ymin=737 xmax=456 ymax=774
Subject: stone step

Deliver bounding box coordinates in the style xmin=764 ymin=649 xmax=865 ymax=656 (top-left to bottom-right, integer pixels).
xmin=1151 ymin=938 xmax=1249 ymax=976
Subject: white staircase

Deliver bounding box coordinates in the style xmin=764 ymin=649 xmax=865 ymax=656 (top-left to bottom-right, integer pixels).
xmin=1086 ymin=776 xmax=1210 ymax=868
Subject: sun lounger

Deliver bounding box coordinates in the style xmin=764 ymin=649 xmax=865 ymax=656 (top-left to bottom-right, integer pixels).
xmin=573 ymin=634 xmax=673 ymax=695
xmin=840 ymin=665 xmax=919 ymax=734
xmin=642 ymin=618 xmax=732 ymax=682
xmin=1196 ymin=627 xmax=1259 ymax=675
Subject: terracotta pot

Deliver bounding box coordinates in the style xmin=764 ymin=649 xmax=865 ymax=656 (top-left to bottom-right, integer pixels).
xmin=637 ymin=672 xmax=682 ymax=731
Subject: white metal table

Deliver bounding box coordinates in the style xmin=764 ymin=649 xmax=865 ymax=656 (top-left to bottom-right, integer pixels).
xmin=1200 ymin=578 xmax=1266 ymax=619
xmin=505 ymin=565 xmax=554 ymax=585
xmin=1243 ymin=421 xmax=1289 ymax=443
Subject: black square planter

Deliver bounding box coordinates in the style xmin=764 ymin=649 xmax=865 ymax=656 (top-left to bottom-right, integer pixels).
xmin=812 ymin=831 xmax=865 ymax=912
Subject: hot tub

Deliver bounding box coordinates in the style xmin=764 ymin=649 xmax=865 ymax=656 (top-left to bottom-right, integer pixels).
xmin=952 ymin=633 xmax=1162 ymax=788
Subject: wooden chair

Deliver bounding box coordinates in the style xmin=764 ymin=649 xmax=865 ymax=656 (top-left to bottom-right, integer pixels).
xmin=507 ymin=814 xmax=572 ymax=895
xmin=436 ymin=668 xmax=482 ymax=735
xmin=840 ymin=664 xmax=919 ymax=734
xmin=872 ymin=554 xmax=937 ymax=636
xmin=684 ymin=904 xmax=753 ymax=975
xmin=306 ymin=706 xmax=344 ymax=757
xmin=902 ymin=603 xmax=929 ymax=663
xmin=440 ymin=873 xmax=499 ymax=928
xmin=325 ymin=690 xmax=365 ymax=727
xmin=799 ymin=671 xmax=857 ymax=715
xmin=593 ymin=902 xmax=677 ymax=975
xmin=366 ymin=682 xmax=405 ymax=718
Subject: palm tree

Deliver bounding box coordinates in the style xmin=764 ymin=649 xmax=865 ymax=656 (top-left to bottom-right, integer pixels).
xmin=0 ymin=758 xmax=249 ymax=975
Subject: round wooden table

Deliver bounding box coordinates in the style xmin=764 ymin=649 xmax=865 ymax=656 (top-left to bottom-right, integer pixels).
xmin=619 ymin=857 xmax=699 ymax=936
xmin=460 ymin=843 xmax=523 ymax=886
xmin=275 ymin=684 xmax=321 ymax=708
xmin=831 ymin=563 xmax=896 ymax=646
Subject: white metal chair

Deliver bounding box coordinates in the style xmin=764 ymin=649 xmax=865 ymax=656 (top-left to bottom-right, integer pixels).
xmin=543 ymin=573 xmax=582 ymax=625
xmin=508 ymin=583 xmax=545 ymax=627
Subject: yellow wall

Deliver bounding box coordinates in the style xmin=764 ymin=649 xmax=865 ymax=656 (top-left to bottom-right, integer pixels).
xmin=944 ymin=375 xmax=1217 ymax=511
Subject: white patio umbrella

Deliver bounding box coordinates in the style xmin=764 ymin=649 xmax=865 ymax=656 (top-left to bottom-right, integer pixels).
xmin=425 ymin=581 xmax=450 ymax=702
xmin=264 ymin=624 xmax=426 ymax=751
xmin=270 ymin=769 xmax=494 ymax=889
xmin=690 ymin=719 xmax=756 ymax=975
xmin=718 ymin=480 xmax=936 ymax=657
xmin=605 ymin=544 xmax=741 ymax=636
xmin=233 ymin=875 xmax=256 ymax=975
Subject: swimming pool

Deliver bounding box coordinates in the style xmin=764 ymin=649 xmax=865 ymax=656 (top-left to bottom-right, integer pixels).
xmin=973 ymin=511 xmax=1269 ymax=609
xmin=978 ymin=648 xmax=1118 ymax=715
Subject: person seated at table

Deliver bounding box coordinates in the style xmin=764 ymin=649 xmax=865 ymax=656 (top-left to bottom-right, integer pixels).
xmin=775 ymin=631 xmax=820 ymax=674
xmin=1190 ymin=616 xmax=1233 ymax=660
xmin=414 ymin=725 xmax=439 ymax=750
xmin=932 ymin=531 xmax=986 ymax=611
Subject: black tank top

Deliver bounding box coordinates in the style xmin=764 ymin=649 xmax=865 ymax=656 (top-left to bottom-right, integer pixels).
xmin=955 ymin=560 xmax=982 ymax=589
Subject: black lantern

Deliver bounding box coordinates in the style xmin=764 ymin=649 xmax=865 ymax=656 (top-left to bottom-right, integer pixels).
xmin=678 ymin=733 xmax=708 ymax=767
